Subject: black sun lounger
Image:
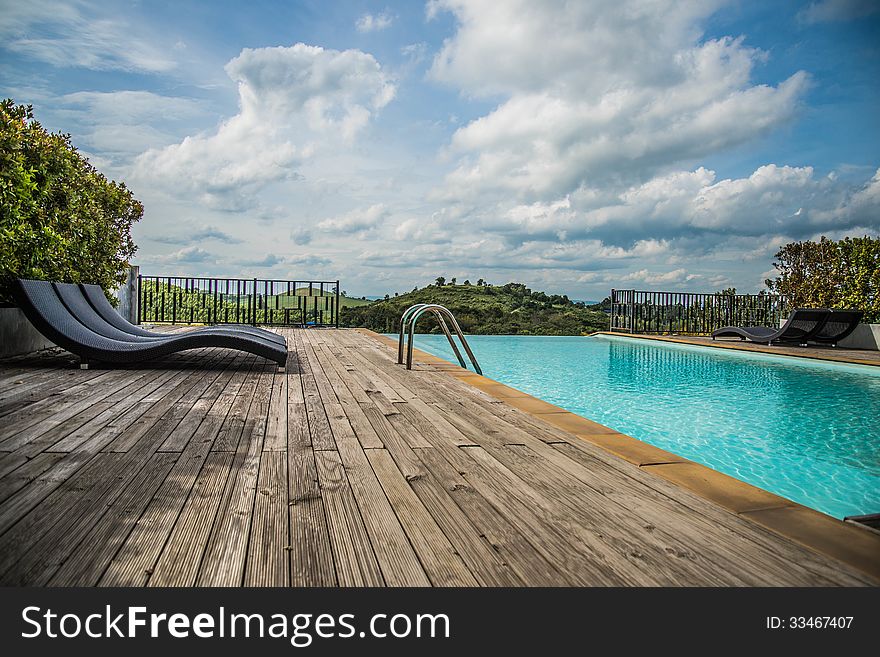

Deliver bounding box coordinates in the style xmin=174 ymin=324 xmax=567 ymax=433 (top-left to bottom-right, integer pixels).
xmin=78 ymin=283 xmax=286 ymax=346
xmin=811 ymin=309 xmax=863 ymax=347
xmin=711 ymin=308 xmax=830 ymax=346
xmin=12 ymin=278 xmax=287 ymax=368
xmin=55 ymin=282 xmax=286 ymax=351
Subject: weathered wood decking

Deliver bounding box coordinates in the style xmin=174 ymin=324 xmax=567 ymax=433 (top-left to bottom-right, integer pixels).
xmin=0 ymin=328 xmax=875 ymax=586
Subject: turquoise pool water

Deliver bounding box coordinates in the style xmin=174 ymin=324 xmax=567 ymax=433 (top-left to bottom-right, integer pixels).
xmin=400 ymin=333 xmax=880 ymax=519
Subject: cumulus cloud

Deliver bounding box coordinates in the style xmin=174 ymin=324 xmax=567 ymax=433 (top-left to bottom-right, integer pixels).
xmin=154 ymin=246 xmax=216 ymax=264
xmin=317 ymin=203 xmax=390 ymax=235
xmin=153 ymin=225 xmax=242 ymax=246
xmin=470 ymin=164 xmax=880 ymax=250
xmin=133 ymin=43 xmax=395 ymax=210
xmin=356 ymin=11 xmax=393 ymax=33
xmin=622 ymin=268 xmax=701 ymax=286
xmin=0 ymin=1 xmax=176 ymax=72
xmin=428 ymin=1 xmax=809 ymax=202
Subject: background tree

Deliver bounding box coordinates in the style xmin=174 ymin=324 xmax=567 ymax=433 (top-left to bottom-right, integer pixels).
xmin=450 ymin=277 xmax=456 ymax=285
xmin=0 ymin=99 xmax=142 ymax=303
xmin=435 ymin=276 xmax=446 ymax=287
xmin=765 ymin=236 xmax=879 ymax=322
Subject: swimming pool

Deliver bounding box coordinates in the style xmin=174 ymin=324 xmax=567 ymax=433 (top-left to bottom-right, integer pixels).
xmin=401 ymin=333 xmax=880 ymax=520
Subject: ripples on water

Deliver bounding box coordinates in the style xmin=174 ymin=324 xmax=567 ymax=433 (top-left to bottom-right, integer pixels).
xmin=401 ymin=333 xmax=880 ymax=519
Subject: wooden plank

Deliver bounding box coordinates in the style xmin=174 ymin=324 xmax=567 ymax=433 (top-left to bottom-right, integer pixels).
xmin=314 ymin=449 xmax=384 ymax=586
xmin=195 ymin=371 xmax=269 ymax=586
xmin=429 ymin=386 xmax=871 ymax=585
xmin=0 ymin=369 xmax=150 ymax=452
xmin=425 ymin=439 xmax=616 ymax=585
xmin=0 ymin=367 xmax=104 ymax=418
xmin=244 ymin=451 xmax=289 ymax=586
xmin=310 ymin=342 xmax=382 ymax=448
xmin=367 ymin=449 xmax=477 ymax=586
xmin=286 ymin=340 xmax=336 ymax=586
xmin=148 ymin=452 xmax=235 ymax=586
xmin=396 ymin=397 xmax=474 ymax=447
xmin=0 ymin=450 xmax=98 ymax=537
xmin=359 ymin=405 xmax=425 ymax=481
xmin=0 ymin=351 xmax=229 ymax=564
xmin=320 ymin=399 xmax=430 ymax=586
xmin=0 ymin=453 xmax=65 ymax=505
xmin=99 ymin=353 xmax=249 ymax=586
xmin=47 ymin=453 xmax=179 ymax=586
xmin=263 ymin=367 xmax=288 ymax=451
xmin=414 ymin=446 xmax=569 ymax=586
xmin=212 ymin=357 xmax=262 ymax=452
xmin=101 ymin=348 xmax=228 ymax=453
xmin=295 ymin=332 xmax=335 ymax=451
xmin=386 ymin=406 xmax=434 ymax=448
xmin=158 ymin=352 xmax=250 ymax=452
xmin=550 ymin=441 xmax=871 ymax=586
xmin=0 ymin=453 xmax=127 ymax=583
xmin=46 ymin=368 xmax=175 ymax=453
xmin=425 ymin=397 xmax=741 ymax=584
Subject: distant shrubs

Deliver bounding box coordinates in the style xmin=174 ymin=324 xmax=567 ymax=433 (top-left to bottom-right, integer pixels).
xmin=0 ymin=99 xmax=142 ymax=303
xmin=765 ymin=236 xmax=879 ymax=323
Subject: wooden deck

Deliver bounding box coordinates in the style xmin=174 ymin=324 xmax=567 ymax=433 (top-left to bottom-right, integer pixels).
xmin=0 ymin=328 xmax=875 ymax=586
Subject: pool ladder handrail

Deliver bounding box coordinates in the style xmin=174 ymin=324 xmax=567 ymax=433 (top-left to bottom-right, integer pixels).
xmin=397 ymin=304 xmax=482 ymax=375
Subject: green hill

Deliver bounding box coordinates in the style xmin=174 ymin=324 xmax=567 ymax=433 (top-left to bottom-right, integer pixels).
xmin=339 ymin=282 xmax=609 ymax=335
xmin=270 ymin=288 xmax=373 ymax=309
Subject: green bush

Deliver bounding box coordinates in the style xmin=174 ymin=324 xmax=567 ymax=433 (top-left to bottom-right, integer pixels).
xmin=765 ymin=236 xmax=880 ymax=322
xmin=0 ymin=99 xmax=142 ymax=303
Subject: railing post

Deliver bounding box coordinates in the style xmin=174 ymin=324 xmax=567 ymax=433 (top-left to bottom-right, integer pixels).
xmin=252 ymin=278 xmax=257 ymax=326
xmin=335 ymin=280 xmax=340 ymax=329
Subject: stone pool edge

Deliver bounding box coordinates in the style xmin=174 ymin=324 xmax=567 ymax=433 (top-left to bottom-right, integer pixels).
xmin=357 ymin=328 xmax=880 ymax=583
xmin=591 ymin=331 xmax=880 ymax=367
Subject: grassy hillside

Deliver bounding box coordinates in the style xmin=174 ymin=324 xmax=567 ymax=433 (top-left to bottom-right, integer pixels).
xmin=270 ymin=288 xmax=373 ymax=309
xmin=340 ymin=282 xmax=609 ymax=335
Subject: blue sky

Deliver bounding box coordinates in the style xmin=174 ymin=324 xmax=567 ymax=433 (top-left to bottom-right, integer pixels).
xmin=1 ymin=0 xmax=878 ymax=299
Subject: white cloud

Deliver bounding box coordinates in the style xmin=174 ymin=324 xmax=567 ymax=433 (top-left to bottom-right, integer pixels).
xmin=132 ymin=43 xmax=395 ymax=210
xmin=317 ymin=203 xmax=390 ymax=234
xmin=154 ymin=246 xmax=216 ymax=264
xmin=622 ymin=268 xmax=700 ymax=286
xmin=0 ymin=1 xmax=176 ymax=72
xmin=428 ymin=1 xmax=808 ymax=202
xmin=356 ymin=11 xmax=393 ymax=33
xmin=152 ymin=225 xmax=242 ymax=246
xmin=49 ymin=90 xmax=206 ymax=161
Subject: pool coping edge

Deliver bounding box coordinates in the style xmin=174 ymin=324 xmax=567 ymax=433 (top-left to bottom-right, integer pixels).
xmin=590 ymin=331 xmax=880 ymax=367
xmin=356 ymin=328 xmax=880 ymax=583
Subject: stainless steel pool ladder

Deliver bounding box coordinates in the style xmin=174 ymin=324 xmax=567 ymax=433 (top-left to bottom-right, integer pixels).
xmin=397 ymin=304 xmax=482 ymax=375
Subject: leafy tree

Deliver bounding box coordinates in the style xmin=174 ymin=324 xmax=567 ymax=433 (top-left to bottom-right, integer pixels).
xmin=765 ymin=236 xmax=879 ymax=322
xmin=0 ymin=99 xmax=142 ymax=303
xmin=450 ymin=277 xmax=456 ymax=285
xmin=435 ymin=276 xmax=446 ymax=287
xmin=476 ymin=278 xmax=484 ymax=286
xmin=463 ymin=279 xmax=471 ymax=285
